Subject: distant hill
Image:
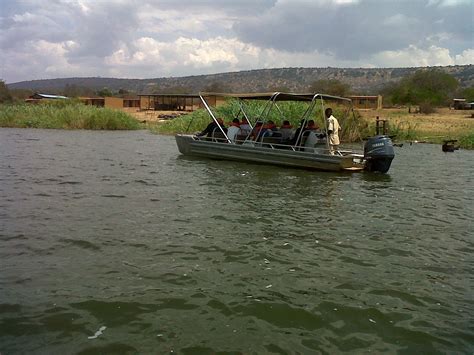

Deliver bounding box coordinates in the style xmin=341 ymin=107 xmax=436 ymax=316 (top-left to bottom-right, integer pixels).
xmin=7 ymin=65 xmax=473 ymax=95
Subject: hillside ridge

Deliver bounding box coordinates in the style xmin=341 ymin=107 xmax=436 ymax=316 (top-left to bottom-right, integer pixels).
xmin=7 ymin=65 xmax=473 ymax=94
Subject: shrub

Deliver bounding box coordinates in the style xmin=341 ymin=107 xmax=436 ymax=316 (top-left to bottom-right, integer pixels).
xmin=419 ymin=102 xmax=436 ymax=114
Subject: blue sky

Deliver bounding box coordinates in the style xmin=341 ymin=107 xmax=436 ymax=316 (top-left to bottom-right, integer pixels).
xmin=1 ymin=0 xmax=473 ymax=83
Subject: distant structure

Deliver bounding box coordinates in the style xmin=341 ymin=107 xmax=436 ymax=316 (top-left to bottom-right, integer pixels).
xmin=452 ymin=98 xmax=473 ymax=110
xmin=348 ymin=95 xmax=383 ymax=110
xmin=25 ymin=93 xmax=68 ymax=103
xmin=138 ymin=93 xmax=223 ymax=111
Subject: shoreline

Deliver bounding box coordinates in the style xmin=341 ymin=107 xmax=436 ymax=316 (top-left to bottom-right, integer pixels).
xmin=1 ymin=105 xmax=473 ymax=149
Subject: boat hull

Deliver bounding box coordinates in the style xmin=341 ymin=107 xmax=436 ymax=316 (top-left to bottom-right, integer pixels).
xmin=175 ymin=134 xmax=364 ymax=172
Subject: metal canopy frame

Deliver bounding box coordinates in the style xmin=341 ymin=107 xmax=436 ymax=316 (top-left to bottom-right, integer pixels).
xmin=195 ymin=92 xmax=354 ymax=150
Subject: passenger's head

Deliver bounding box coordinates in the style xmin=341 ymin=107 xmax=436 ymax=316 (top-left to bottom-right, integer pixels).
xmin=232 ymin=118 xmax=240 ymax=124
xmin=308 ymin=120 xmax=315 ymax=126
xmin=255 ymin=121 xmax=263 ymax=127
xmin=241 ymin=117 xmax=249 ymax=124
xmin=325 ymin=108 xmax=333 ymax=117
xmin=282 ymin=120 xmax=290 ymax=126
xmin=217 ymin=117 xmax=224 ymax=124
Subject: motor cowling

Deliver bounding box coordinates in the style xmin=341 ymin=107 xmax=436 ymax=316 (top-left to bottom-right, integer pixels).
xmin=364 ymin=135 xmax=395 ymax=173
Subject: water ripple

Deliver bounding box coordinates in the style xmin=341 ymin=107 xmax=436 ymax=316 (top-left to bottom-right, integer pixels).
xmin=0 ymin=130 xmax=472 ymax=353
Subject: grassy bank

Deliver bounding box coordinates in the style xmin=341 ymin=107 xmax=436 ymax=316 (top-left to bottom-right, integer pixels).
xmin=0 ymin=101 xmax=141 ymax=130
xmin=359 ymin=108 xmax=474 ymax=149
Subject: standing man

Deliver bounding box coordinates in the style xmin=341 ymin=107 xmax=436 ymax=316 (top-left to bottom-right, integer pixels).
xmin=325 ymin=108 xmax=341 ymax=155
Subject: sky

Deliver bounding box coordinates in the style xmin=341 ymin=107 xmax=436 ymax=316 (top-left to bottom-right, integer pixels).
xmin=1 ymin=0 xmax=473 ymax=83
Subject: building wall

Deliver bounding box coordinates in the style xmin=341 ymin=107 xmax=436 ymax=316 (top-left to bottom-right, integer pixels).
xmin=104 ymin=97 xmax=124 ymax=109
xmin=79 ymin=97 xmax=105 ymax=107
xmin=140 ymin=96 xmax=153 ymax=110
xmin=123 ymin=99 xmax=140 ymax=108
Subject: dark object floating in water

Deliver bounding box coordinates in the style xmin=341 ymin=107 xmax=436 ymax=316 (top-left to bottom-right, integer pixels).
xmin=442 ymin=140 xmax=460 ymax=152
xmin=393 ymin=143 xmax=403 ymax=147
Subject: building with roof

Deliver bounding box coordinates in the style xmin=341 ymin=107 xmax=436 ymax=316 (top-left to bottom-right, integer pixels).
xmin=25 ymin=93 xmax=69 ymax=103
xmin=452 ymin=98 xmax=473 ymax=110
xmin=138 ymin=94 xmax=225 ymax=112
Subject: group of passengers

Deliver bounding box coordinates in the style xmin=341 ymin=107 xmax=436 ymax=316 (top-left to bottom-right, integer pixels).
xmin=196 ymin=108 xmax=340 ymax=152
xmin=197 ymin=117 xmax=324 ymax=143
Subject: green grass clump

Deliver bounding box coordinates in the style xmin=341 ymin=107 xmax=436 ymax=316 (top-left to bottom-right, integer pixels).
xmin=388 ymin=121 xmax=420 ymax=141
xmin=0 ymin=102 xmax=140 ymax=130
xmin=458 ymin=132 xmax=474 ymax=149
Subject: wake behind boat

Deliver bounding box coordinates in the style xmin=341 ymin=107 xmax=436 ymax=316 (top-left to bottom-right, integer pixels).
xmin=175 ymin=92 xmax=394 ymax=173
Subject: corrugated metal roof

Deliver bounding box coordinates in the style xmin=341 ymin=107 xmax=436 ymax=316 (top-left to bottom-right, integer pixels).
xmin=200 ymin=92 xmax=352 ymax=102
xmin=33 ymin=93 xmax=69 ymax=99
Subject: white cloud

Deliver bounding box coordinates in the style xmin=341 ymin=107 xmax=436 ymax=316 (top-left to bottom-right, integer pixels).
xmin=383 ymin=14 xmax=417 ymax=26
xmin=1 ymin=0 xmax=473 ymax=83
xmin=454 ymin=49 xmax=474 ymax=65
xmin=370 ymin=45 xmax=455 ymax=67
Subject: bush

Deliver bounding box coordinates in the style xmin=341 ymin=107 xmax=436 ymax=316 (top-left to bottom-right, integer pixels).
xmin=419 ymin=102 xmax=436 ymax=114
xmin=386 ymin=69 xmax=459 ymax=106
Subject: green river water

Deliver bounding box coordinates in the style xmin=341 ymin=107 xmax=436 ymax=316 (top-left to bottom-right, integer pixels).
xmin=0 ymin=128 xmax=473 ymax=354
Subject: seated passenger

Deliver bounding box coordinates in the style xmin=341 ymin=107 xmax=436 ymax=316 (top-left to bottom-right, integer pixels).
xmin=250 ymin=121 xmax=264 ymax=140
xmin=197 ymin=117 xmax=227 ymax=137
xmin=304 ymin=131 xmax=318 ymax=151
xmin=279 ymin=120 xmax=294 ymax=141
xmin=306 ymin=120 xmax=320 ymax=131
xmin=239 ymin=117 xmax=252 ymax=135
xmin=227 ymin=118 xmax=240 ymax=142
xmin=264 ymin=120 xmax=278 ymax=131
xmin=261 ymin=120 xmax=281 ymax=138
xmin=290 ymin=119 xmax=306 ymax=145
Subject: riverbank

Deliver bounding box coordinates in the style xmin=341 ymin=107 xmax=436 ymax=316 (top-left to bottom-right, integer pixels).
xmin=147 ymin=105 xmax=474 ymax=149
xmin=358 ymin=108 xmax=474 ymax=148
xmin=1 ymin=102 xmax=473 ymax=148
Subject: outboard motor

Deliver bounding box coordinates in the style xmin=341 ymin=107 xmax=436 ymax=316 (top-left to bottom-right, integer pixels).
xmin=364 ymin=135 xmax=395 ymax=173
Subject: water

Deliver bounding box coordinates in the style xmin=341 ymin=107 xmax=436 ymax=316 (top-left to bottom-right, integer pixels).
xmin=0 ymin=128 xmax=473 ymax=354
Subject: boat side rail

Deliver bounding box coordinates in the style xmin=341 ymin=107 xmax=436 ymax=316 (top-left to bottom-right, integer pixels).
xmin=191 ymin=132 xmax=345 ymax=154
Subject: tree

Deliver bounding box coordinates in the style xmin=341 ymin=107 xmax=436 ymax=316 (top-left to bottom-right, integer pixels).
xmin=10 ymin=88 xmax=33 ymax=100
xmin=0 ymin=80 xmax=13 ymax=103
xmin=118 ymin=88 xmax=129 ymax=97
xmin=388 ymin=69 xmax=458 ymax=106
xmin=459 ymin=87 xmax=474 ymax=102
xmin=154 ymin=85 xmax=192 ymax=94
xmin=308 ymin=79 xmax=350 ymax=97
xmin=97 ymin=87 xmax=114 ymax=97
xmin=203 ymin=81 xmax=228 ymax=93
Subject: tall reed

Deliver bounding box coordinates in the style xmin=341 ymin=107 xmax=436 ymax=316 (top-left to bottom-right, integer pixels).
xmin=0 ymin=102 xmax=140 ymax=130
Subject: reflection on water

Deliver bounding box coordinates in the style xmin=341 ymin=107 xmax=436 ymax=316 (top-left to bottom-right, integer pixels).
xmin=0 ymin=128 xmax=473 ymax=353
